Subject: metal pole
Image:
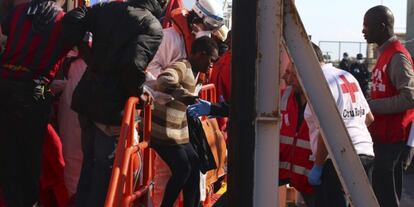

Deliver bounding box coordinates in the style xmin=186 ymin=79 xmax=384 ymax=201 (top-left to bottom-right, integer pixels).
xmin=228 ymin=0 xmax=257 ymax=206
xmin=254 ymin=0 xmax=282 ymax=205
xmin=338 ymin=41 xmax=342 ymax=61
xmin=283 ymin=1 xmax=379 ymax=206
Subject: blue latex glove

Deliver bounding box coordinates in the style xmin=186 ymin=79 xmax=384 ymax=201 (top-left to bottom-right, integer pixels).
xmin=307 ymin=165 xmax=323 ymax=186
xmin=187 ymin=99 xmax=211 ymax=118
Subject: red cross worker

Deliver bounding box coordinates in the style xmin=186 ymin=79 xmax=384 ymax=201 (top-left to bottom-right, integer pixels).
xmin=304 ymin=43 xmax=375 ymax=207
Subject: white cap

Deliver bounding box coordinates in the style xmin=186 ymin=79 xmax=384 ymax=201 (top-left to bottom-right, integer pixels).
xmin=192 ymin=0 xmax=224 ymax=31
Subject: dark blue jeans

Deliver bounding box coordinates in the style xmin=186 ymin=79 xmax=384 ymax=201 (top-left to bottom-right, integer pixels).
xmin=372 ymin=142 xmax=405 ymax=207
xmin=316 ymin=154 xmax=374 ymax=207
xmin=76 ymin=116 xmax=118 ymax=207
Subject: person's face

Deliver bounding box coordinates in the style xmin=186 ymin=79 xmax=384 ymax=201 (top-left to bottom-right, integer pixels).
xmin=282 ymin=64 xmax=299 ymax=88
xmin=191 ymin=17 xmax=209 ymax=33
xmin=363 ymin=14 xmax=381 ymax=44
xmin=194 ymin=49 xmax=219 ymax=73
xmin=191 ymin=22 xmax=213 ymax=39
xmin=191 ymin=16 xmax=220 ymax=35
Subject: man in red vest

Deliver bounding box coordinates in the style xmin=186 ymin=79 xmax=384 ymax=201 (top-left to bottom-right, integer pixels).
xmin=279 ymin=64 xmax=315 ymax=207
xmin=363 ymin=5 xmax=414 ymax=207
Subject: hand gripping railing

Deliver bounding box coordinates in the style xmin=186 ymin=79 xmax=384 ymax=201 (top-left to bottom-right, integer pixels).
xmin=105 ymin=97 xmax=154 ymax=207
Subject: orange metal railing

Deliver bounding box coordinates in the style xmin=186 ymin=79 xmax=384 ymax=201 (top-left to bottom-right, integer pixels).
xmin=200 ymin=83 xmax=217 ymax=103
xmin=105 ymin=97 xmax=154 ymax=207
xmin=105 ymin=84 xmax=223 ymax=207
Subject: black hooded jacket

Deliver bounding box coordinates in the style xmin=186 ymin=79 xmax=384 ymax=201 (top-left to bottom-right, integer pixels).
xmin=62 ymin=0 xmax=163 ymax=125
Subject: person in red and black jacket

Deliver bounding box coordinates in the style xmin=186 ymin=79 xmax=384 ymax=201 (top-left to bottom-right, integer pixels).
xmin=0 ymin=0 xmax=73 ymax=206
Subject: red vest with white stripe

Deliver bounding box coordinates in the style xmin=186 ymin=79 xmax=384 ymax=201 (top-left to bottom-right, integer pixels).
xmin=369 ymin=40 xmax=414 ymax=143
xmin=279 ymin=86 xmax=314 ymax=194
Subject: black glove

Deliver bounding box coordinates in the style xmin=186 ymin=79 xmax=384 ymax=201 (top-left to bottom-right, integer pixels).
xmin=27 ymin=0 xmax=61 ymax=32
xmin=33 ymin=83 xmax=46 ymax=101
xmin=401 ymin=145 xmax=414 ymax=171
xmin=32 ymin=77 xmax=49 ymax=101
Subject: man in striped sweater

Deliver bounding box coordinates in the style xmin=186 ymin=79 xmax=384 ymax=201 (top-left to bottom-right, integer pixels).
xmin=151 ymin=36 xmax=218 ymax=207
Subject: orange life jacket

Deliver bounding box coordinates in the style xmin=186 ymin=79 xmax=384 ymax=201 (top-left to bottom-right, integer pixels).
xmin=171 ymin=8 xmax=195 ymax=57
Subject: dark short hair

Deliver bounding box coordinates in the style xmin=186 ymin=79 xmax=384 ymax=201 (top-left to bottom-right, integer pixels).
xmin=311 ymin=42 xmax=324 ymax=62
xmin=192 ymin=36 xmax=218 ymax=56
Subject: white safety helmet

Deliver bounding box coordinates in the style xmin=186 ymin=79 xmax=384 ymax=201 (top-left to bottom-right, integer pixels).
xmin=192 ymin=0 xmax=224 ymax=31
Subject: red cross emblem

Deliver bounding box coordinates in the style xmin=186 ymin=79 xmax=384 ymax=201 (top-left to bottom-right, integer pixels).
xmin=339 ymin=75 xmax=359 ymax=103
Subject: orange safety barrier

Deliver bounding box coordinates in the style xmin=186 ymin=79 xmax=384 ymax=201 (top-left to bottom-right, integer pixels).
xmin=105 ymin=97 xmax=154 ymax=207
xmin=200 ymin=83 xmax=217 ymax=103
xmin=106 ymin=85 xmax=224 ymax=207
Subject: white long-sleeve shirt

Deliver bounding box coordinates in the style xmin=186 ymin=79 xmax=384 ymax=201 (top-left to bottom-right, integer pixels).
xmin=146 ymin=27 xmax=187 ymax=80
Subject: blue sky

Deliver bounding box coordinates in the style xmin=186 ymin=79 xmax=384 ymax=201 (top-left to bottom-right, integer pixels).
xmin=184 ymin=0 xmax=407 ymax=60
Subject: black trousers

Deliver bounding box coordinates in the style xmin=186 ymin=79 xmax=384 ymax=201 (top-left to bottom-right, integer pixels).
xmin=76 ymin=117 xmax=118 ymax=207
xmin=0 ymin=80 xmax=51 ymax=207
xmin=316 ymin=154 xmax=374 ymax=207
xmin=372 ymin=142 xmax=405 ymax=207
xmin=152 ymin=143 xmax=200 ymax=207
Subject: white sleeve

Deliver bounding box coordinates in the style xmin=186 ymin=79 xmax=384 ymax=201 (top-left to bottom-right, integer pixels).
xmin=304 ymin=103 xmax=313 ymax=123
xmin=304 ymin=103 xmax=319 ymax=157
xmin=353 ymin=74 xmax=371 ymax=114
xmin=146 ymin=37 xmax=167 ymax=79
xmin=408 ymin=122 xmax=414 ymax=147
xmin=146 ymin=28 xmax=187 ymax=80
